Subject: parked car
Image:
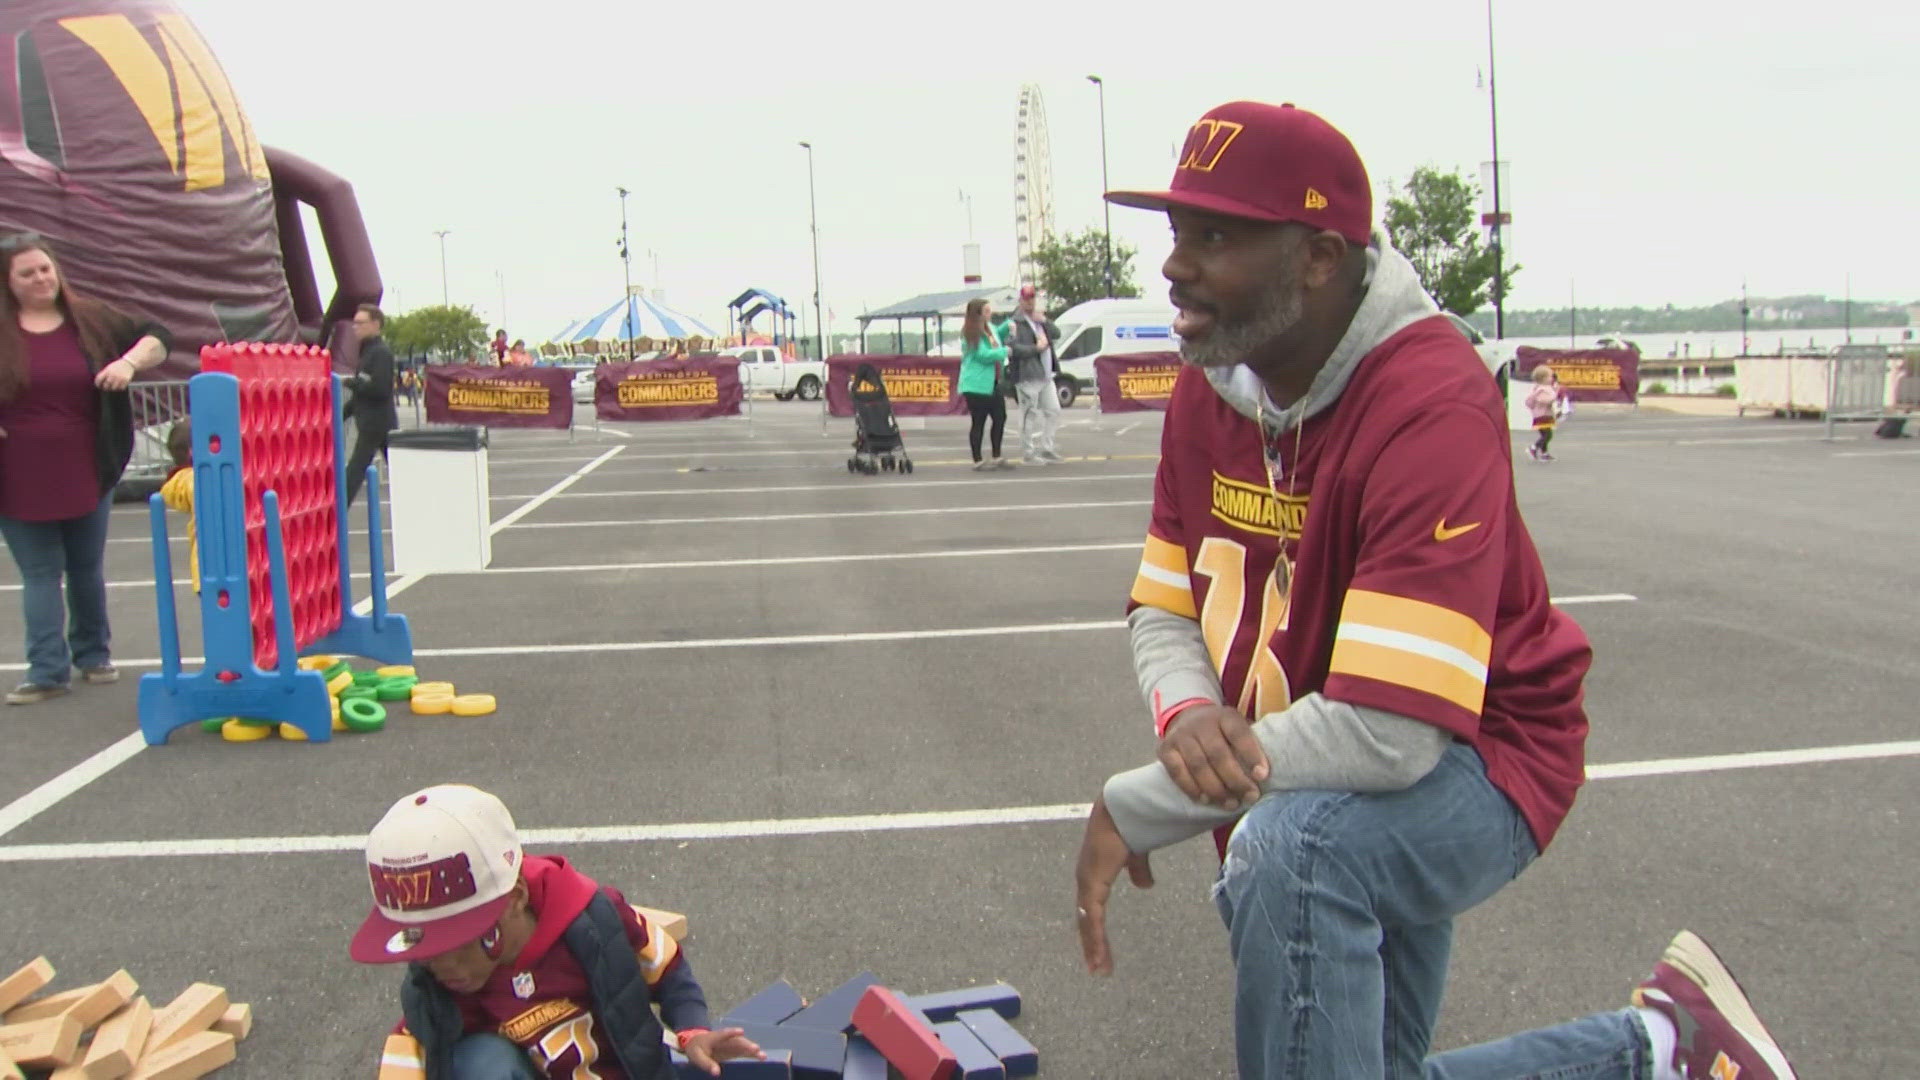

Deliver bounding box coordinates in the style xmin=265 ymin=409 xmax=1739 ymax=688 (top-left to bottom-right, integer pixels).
xmin=1044 ymin=298 xmax=1180 ymax=408
xmin=1441 ymin=312 xmax=1516 ymax=379
xmin=720 ymin=345 xmax=826 ymax=401
xmin=566 ymin=365 xmax=597 ymax=403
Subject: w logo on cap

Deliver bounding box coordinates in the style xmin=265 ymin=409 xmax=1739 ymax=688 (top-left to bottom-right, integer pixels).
xmin=1178 ymin=119 xmax=1244 ymax=173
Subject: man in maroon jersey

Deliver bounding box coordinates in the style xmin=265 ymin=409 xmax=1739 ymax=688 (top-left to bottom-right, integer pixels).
xmin=351 ymin=784 xmax=763 ymax=1078
xmin=1071 ymin=101 xmax=1797 ymax=1080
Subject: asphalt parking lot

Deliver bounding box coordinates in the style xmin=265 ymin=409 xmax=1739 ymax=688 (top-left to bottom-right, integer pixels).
xmin=2 ymin=399 xmax=1915 ymax=1077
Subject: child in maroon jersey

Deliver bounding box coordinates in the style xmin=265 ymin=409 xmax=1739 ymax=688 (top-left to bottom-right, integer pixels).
xmin=351 ymin=784 xmax=763 ymax=1079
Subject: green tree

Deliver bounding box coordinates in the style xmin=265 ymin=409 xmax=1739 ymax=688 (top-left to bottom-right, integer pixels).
xmin=1383 ymin=166 xmax=1518 ymax=317
xmin=1032 ymin=227 xmax=1141 ymax=315
xmin=384 ymin=305 xmax=489 ymax=360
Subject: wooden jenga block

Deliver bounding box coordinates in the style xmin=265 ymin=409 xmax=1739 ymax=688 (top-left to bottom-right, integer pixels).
xmin=209 ymin=1003 xmax=251 ymax=1041
xmin=0 ymin=960 xmax=54 ymax=1014
xmin=67 ymin=996 xmax=153 ymax=1080
xmin=0 ymin=1014 xmax=84 ymax=1067
xmin=6 ymin=970 xmax=138 ymax=1028
xmin=125 ymin=1031 xmax=234 ymax=1080
xmin=631 ymin=905 xmax=688 ymax=941
xmin=144 ymin=986 xmax=226 ymax=1054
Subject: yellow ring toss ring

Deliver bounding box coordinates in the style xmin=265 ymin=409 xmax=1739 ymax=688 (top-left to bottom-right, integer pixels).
xmin=450 ymin=694 xmax=496 ymax=716
xmin=221 ymin=718 xmax=271 ymax=742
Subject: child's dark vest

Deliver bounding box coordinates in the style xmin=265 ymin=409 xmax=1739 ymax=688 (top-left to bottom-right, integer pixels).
xmin=399 ymin=892 xmax=673 ymax=1080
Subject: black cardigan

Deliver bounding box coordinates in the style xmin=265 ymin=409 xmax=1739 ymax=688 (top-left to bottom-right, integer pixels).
xmin=82 ymin=309 xmax=173 ymax=494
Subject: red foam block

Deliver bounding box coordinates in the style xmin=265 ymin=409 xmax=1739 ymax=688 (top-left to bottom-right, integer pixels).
xmin=851 ymin=986 xmax=957 ymax=1080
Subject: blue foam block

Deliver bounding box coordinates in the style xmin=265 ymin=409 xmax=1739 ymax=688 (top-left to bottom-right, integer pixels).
xmin=671 ymin=1048 xmax=793 ymax=1078
xmin=957 ymin=1008 xmax=1038 ymax=1077
xmin=722 ymin=979 xmax=807 ymax=1027
xmin=841 ymin=1036 xmax=888 ymax=1080
xmin=933 ymin=1020 xmax=1006 ymax=1080
xmin=779 ymin=971 xmax=880 ymax=1033
xmin=729 ymin=1021 xmax=846 ymax=1080
xmin=905 ymin=983 xmax=1021 ymax=1023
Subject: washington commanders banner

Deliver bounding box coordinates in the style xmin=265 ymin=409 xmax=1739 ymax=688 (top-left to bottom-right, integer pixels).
xmin=424 ymin=365 xmax=573 ymax=429
xmin=825 ymin=356 xmax=967 ymax=417
xmin=1095 ymin=353 xmax=1183 ymax=413
xmin=1515 ymin=347 xmax=1640 ymax=404
xmin=596 ymin=356 xmax=743 ymax=421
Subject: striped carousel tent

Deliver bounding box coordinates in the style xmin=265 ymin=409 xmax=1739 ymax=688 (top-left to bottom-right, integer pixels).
xmin=556 ymin=292 xmax=720 ymax=345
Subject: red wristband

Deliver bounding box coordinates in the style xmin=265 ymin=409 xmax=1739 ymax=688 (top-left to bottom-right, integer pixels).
xmin=675 ymin=1028 xmax=711 ymax=1051
xmin=1153 ymin=696 xmax=1214 ymax=739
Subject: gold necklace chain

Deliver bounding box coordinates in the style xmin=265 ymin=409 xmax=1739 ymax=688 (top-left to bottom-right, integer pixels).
xmin=1254 ymin=392 xmax=1304 ymax=601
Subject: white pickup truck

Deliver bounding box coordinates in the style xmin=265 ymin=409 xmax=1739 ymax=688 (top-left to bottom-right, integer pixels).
xmin=720 ymin=345 xmax=827 ymax=401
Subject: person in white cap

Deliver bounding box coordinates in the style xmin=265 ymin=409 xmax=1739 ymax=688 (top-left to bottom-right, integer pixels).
xmin=351 ymin=784 xmax=763 ymax=1079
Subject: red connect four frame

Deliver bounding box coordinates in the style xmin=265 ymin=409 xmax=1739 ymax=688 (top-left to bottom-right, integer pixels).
xmin=138 ymin=342 xmax=412 ymax=744
xmin=202 ymin=344 xmax=342 ymax=668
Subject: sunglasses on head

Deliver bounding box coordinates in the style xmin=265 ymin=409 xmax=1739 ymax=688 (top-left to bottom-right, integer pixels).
xmin=0 ymin=232 xmax=46 ymax=252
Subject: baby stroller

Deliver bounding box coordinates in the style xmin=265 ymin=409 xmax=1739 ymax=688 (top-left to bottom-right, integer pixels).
xmin=847 ymin=363 xmax=913 ymax=475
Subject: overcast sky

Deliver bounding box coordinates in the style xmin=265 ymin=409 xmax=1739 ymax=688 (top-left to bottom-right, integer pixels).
xmin=192 ymin=0 xmax=1917 ymax=341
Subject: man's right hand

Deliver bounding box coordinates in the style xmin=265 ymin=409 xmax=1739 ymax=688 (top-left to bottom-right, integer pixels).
xmin=1158 ymin=705 xmax=1269 ymax=810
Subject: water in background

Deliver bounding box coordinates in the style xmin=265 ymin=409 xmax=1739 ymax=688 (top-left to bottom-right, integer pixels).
xmin=1502 ymin=323 xmax=1909 ymax=360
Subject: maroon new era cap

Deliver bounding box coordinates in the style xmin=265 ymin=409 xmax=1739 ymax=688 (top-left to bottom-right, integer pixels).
xmin=1105 ymin=101 xmax=1372 ymax=246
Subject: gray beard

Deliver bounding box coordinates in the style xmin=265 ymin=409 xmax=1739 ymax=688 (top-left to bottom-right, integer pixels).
xmin=1179 ymin=276 xmax=1306 ymax=369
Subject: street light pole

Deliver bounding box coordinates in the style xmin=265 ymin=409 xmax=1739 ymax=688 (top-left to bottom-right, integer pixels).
xmin=1740 ymin=279 xmax=1750 ymax=357
xmin=798 ymin=141 xmax=825 ymax=360
xmin=616 ymin=187 xmax=633 ymax=359
xmin=1484 ymin=0 xmax=1506 ymax=341
xmin=433 ymin=229 xmax=451 ymax=307
xmin=1087 ymin=75 xmax=1113 ymax=298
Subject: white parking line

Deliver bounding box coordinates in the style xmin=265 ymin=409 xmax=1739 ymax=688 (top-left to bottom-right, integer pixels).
xmin=1833 ymin=448 xmax=1920 ymax=458
xmin=0 ymin=594 xmax=1637 ymax=673
xmin=508 ymin=500 xmax=1149 ymax=531
xmin=486 ymin=472 xmax=1158 ymax=501
xmin=0 ymin=448 xmax=628 ymax=842
xmin=2 ymin=736 xmax=1909 ymax=862
xmin=8 ymin=541 xmax=1147 ymax=594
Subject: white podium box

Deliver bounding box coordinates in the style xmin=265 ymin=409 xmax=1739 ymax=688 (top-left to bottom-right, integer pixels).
xmin=385 ymin=427 xmax=491 ymax=574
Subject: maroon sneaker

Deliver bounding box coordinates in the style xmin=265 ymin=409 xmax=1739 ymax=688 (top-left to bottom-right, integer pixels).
xmin=1631 ymin=930 xmax=1796 ymax=1079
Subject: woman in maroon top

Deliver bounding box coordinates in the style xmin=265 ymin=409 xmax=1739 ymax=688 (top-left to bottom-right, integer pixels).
xmin=0 ymin=235 xmax=171 ymax=704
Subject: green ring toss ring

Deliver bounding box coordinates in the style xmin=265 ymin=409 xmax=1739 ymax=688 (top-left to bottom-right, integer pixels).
xmin=352 ymin=670 xmax=383 ymax=688
xmin=200 ymin=716 xmax=227 ymax=733
xmin=375 ymin=676 xmax=420 ymax=701
xmin=340 ymin=697 xmax=386 ymax=732
xmin=324 ymin=660 xmax=352 ymax=682
xmin=340 ymin=684 xmax=379 ymax=702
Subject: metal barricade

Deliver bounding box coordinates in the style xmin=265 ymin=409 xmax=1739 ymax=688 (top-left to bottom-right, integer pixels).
xmin=126 ymin=379 xmax=192 ymax=479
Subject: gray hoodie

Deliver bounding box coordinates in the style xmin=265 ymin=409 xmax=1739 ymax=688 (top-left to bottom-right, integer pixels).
xmin=1103 ymin=231 xmax=1458 ymax=854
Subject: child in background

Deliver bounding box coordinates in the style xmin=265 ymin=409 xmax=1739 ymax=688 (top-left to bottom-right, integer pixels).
xmin=158 ymin=419 xmax=198 ymax=591
xmin=1526 ymin=365 xmax=1562 ymax=461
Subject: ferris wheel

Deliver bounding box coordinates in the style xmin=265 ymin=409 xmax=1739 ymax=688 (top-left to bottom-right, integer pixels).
xmin=1013 ymin=83 xmax=1055 ymax=289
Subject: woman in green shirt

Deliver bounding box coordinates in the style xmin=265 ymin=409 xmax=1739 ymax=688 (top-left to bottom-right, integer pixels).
xmin=958 ymin=298 xmax=1012 ymax=471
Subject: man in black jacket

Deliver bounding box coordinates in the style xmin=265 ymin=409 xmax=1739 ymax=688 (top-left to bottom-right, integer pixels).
xmin=344 ymin=303 xmax=399 ymax=506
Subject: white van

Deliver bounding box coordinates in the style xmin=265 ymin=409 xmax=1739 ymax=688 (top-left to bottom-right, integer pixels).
xmin=1048 ymin=298 xmax=1179 ymax=405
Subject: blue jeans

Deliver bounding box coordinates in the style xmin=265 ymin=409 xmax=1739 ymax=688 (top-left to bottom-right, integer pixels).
xmin=1213 ymin=742 xmax=1655 ymax=1079
xmin=451 ymin=1033 xmax=538 ymax=1079
xmin=0 ymin=493 xmax=114 ymax=687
